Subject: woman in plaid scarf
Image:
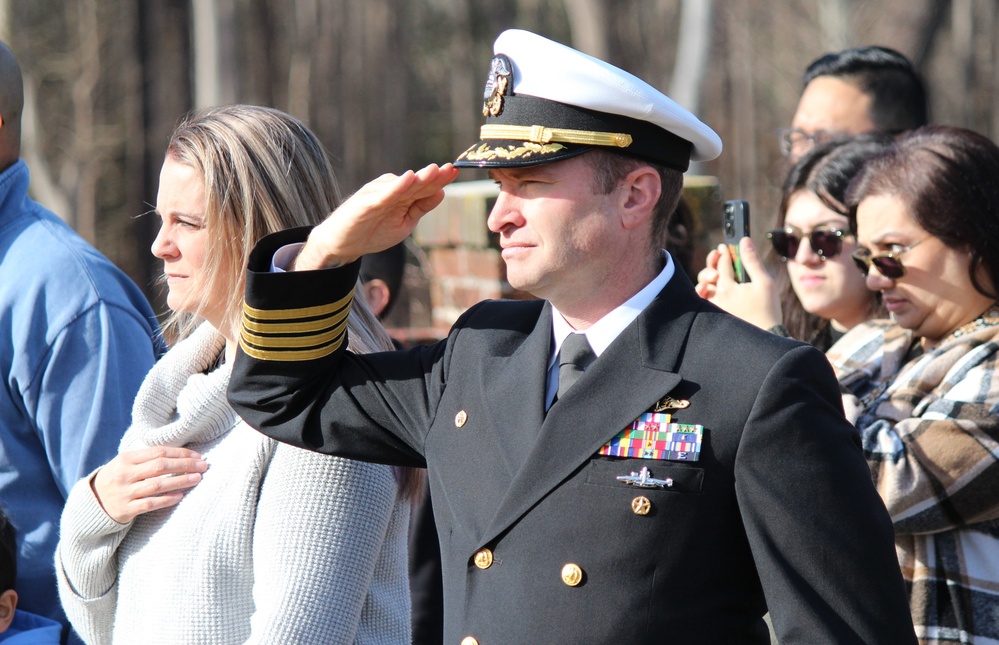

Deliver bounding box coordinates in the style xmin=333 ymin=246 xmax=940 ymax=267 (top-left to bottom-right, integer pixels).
xmin=826 ymin=125 xmax=999 ymax=644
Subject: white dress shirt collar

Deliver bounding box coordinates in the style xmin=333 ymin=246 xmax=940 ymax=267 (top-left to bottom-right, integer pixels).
xmin=545 ymin=251 xmax=675 ymax=407
xmin=550 ymin=250 xmax=675 ymax=360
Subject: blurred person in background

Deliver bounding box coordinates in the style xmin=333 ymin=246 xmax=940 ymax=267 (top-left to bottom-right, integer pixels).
xmin=780 ymin=45 xmax=928 ymax=161
xmin=360 ymin=242 xmax=407 ymax=325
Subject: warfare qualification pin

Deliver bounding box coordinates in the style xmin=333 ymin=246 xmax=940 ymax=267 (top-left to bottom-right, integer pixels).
xmin=617 ymin=466 xmax=673 ymax=489
xmin=653 ymin=396 xmax=690 ymax=413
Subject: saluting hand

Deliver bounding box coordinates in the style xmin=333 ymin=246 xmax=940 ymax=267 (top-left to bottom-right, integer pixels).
xmin=695 ymin=238 xmax=783 ymax=331
xmin=91 ymin=447 xmax=209 ymax=524
xmin=294 ymin=163 xmax=460 ymax=271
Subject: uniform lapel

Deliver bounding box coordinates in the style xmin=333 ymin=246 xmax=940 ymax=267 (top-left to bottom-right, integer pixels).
xmin=481 ymin=276 xmax=701 ymax=546
xmin=479 ymin=302 xmax=552 ymax=481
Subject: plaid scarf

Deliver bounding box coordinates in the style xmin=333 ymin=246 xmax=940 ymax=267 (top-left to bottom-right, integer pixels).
xmin=827 ymin=307 xmax=999 ymax=643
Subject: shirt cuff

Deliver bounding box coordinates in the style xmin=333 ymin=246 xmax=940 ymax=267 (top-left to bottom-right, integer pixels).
xmin=271 ymin=243 xmax=306 ymax=272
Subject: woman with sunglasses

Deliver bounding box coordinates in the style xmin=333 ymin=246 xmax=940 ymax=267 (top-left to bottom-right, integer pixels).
xmin=826 ymin=125 xmax=999 ymax=642
xmin=696 ymin=134 xmax=891 ymax=350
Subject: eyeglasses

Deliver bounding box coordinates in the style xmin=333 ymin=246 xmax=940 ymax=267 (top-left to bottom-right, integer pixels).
xmin=767 ymin=226 xmax=849 ymax=260
xmin=777 ymin=128 xmax=829 ymax=157
xmin=851 ymin=239 xmax=926 ymax=279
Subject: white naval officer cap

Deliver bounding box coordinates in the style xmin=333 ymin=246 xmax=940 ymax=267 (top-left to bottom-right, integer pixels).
xmin=454 ymin=29 xmax=723 ymax=172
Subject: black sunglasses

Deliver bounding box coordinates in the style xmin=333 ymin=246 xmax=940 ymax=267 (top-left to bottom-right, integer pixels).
xmin=851 ymin=240 xmax=925 ymax=279
xmin=767 ymin=227 xmax=849 ymax=260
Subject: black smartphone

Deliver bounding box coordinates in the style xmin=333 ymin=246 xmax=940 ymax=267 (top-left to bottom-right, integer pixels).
xmin=722 ymin=200 xmax=751 ymax=283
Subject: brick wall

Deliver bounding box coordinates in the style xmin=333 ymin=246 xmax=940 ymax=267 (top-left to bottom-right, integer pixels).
xmin=412 ymin=180 xmax=505 ymax=337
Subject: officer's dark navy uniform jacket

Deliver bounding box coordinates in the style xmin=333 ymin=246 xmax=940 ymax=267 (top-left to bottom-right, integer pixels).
xmin=228 ymin=227 xmax=916 ymax=645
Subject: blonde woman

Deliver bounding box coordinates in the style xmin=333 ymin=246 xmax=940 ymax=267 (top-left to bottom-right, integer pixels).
xmin=56 ymin=105 xmax=416 ymax=644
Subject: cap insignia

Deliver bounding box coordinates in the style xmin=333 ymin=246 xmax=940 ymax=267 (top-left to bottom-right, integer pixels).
xmin=482 ymin=54 xmax=512 ymax=117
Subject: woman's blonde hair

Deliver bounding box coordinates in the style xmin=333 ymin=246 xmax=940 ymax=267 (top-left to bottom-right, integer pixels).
xmin=160 ymin=104 xmax=421 ymax=497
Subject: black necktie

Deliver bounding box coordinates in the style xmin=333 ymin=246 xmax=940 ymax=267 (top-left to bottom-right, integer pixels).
xmin=557 ymin=333 xmax=596 ymax=401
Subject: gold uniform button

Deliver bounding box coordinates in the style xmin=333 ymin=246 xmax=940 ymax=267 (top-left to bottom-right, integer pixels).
xmin=631 ymin=496 xmax=651 ymax=515
xmin=461 ymin=638 xmax=479 ymax=645
xmin=473 ymin=548 xmax=493 ymax=569
xmin=561 ymin=563 xmax=583 ymax=587
xmin=455 ymin=410 xmax=468 ymax=427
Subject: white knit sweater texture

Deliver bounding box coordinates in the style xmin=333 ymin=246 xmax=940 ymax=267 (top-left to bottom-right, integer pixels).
xmin=56 ymin=323 xmax=411 ymax=644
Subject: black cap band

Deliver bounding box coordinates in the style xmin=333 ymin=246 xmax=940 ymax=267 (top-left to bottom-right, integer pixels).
xmin=456 ymin=94 xmax=693 ymax=170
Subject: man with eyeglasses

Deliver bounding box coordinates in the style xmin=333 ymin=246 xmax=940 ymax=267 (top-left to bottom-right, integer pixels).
xmin=780 ymin=46 xmax=929 ymax=160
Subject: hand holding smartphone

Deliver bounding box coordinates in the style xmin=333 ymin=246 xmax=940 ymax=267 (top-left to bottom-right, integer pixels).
xmin=722 ymin=200 xmax=751 ymax=283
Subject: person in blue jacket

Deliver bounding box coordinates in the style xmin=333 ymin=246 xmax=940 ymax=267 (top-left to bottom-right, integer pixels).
xmin=0 ymin=40 xmax=163 ymax=643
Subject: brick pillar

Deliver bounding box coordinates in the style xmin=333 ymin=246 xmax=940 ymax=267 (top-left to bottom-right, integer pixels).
xmin=412 ymin=180 xmax=505 ymax=336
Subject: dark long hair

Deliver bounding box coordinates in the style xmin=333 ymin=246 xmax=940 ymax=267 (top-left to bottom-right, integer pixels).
xmin=770 ymin=134 xmax=893 ymax=348
xmin=847 ymin=125 xmax=999 ymax=300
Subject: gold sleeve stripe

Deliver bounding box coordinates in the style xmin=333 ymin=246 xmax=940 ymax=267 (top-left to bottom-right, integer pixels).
xmin=480 ymin=123 xmax=633 ymax=149
xmin=239 ymin=326 xmax=347 ymax=362
xmin=242 ymin=302 xmax=350 ymax=335
xmin=240 ymin=319 xmax=346 ymax=349
xmin=243 ymin=287 xmax=355 ymax=321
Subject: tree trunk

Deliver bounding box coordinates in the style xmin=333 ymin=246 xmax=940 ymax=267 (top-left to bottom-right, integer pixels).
xmin=288 ymin=0 xmax=317 ymax=119
xmin=193 ymin=0 xmax=237 ymax=108
xmin=670 ymin=0 xmax=714 ymax=115
xmin=910 ymin=0 xmax=949 ymax=70
xmin=724 ymin=0 xmax=757 ymax=211
xmin=817 ymin=0 xmax=853 ymax=50
xmin=563 ymin=0 xmax=608 ymax=59
xmin=19 ymin=75 xmax=72 ymax=224
xmin=951 ymin=0 xmax=973 ymax=126
xmin=137 ymin=0 xmax=193 ymax=308
xmin=69 ymin=0 xmax=99 ymax=241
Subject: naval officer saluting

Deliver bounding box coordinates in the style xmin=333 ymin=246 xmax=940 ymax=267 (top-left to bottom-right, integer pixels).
xmin=228 ymin=29 xmax=915 ymax=644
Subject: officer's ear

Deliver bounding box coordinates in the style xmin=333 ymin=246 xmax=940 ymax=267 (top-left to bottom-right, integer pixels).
xmin=619 ymin=165 xmax=660 ymax=231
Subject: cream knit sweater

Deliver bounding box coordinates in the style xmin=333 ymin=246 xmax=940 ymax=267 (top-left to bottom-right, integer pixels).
xmin=56 ymin=324 xmax=411 ymax=644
